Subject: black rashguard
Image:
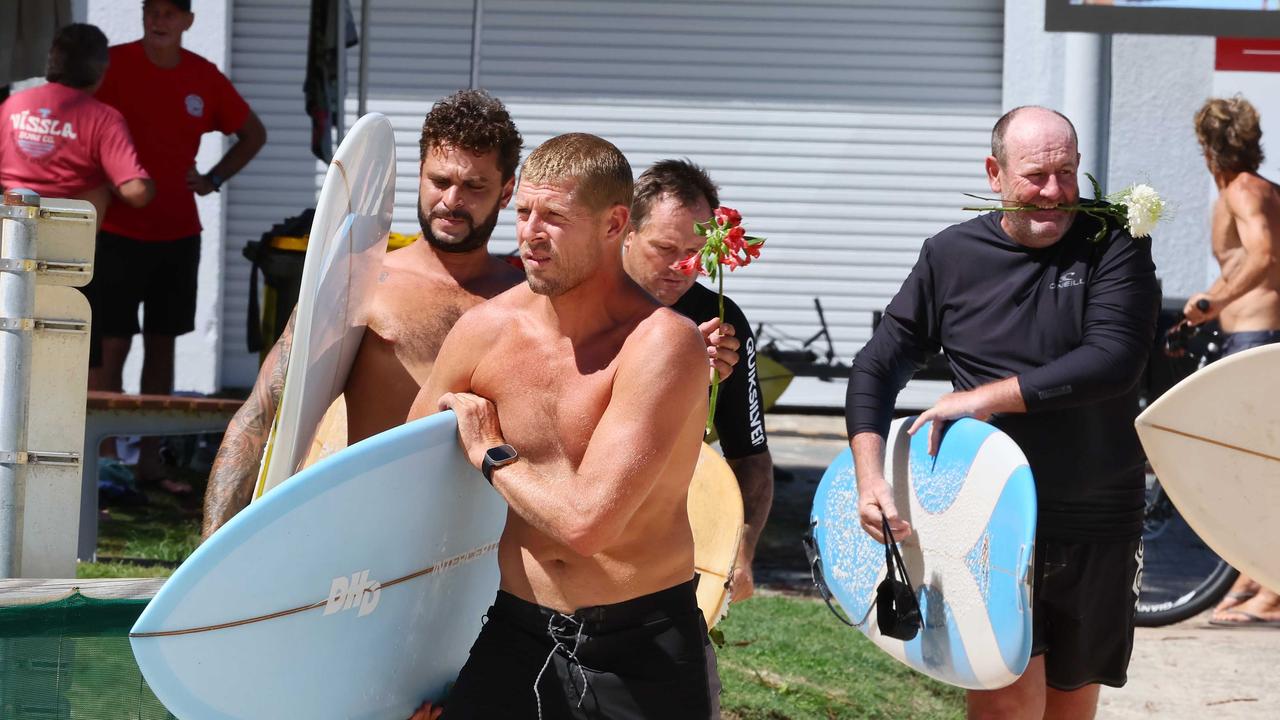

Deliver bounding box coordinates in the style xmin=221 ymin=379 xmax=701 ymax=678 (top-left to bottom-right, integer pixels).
xmin=846 ymin=211 xmax=1161 ymax=542
xmin=672 ymin=282 xmax=769 ymax=460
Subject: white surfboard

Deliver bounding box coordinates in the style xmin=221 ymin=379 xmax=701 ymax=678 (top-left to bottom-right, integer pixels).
xmin=1135 ymin=342 xmax=1280 ymax=591
xmin=809 ymin=417 xmax=1036 ymax=690
xmin=132 ymin=412 xmax=506 ymax=719
xmin=254 ymin=113 xmax=396 ymax=500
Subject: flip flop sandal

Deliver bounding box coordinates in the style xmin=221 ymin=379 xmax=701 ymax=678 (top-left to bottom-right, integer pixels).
xmin=1208 ymin=611 xmax=1280 ymax=629
xmin=1214 ymin=590 xmax=1257 ymax=612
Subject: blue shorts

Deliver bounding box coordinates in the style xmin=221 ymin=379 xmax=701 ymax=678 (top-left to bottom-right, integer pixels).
xmin=1221 ymin=329 xmax=1280 ymax=357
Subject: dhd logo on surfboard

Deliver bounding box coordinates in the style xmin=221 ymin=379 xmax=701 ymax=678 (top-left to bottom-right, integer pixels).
xmin=324 ymin=570 xmax=381 ymax=617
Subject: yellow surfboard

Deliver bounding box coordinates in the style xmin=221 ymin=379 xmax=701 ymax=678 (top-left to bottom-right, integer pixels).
xmin=689 ymin=443 xmax=745 ymax=629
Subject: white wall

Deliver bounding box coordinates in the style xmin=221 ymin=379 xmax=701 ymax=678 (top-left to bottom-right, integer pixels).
xmin=86 ymin=0 xmax=230 ymax=394
xmin=1110 ymin=34 xmax=1215 ymax=298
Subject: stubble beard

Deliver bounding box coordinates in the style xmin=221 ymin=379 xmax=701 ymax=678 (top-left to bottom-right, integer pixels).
xmin=1001 ymin=194 xmax=1072 ymax=249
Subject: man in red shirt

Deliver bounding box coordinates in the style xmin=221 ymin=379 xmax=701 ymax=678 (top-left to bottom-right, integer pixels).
xmin=0 ymin=23 xmax=153 ymax=224
xmin=87 ymin=0 xmax=266 ymax=400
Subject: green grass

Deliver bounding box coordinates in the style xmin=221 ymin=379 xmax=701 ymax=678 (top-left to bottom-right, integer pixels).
xmin=716 ymin=594 xmax=965 ymax=720
xmin=77 ymin=464 xmax=204 ymax=580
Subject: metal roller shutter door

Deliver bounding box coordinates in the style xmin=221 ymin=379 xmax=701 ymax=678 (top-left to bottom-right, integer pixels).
xmin=223 ymin=0 xmax=473 ymax=387
xmin=223 ymin=0 xmax=1003 ymax=407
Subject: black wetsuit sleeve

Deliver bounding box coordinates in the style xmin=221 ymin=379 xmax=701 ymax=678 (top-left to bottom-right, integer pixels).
xmin=846 ymin=243 xmax=941 ymax=438
xmin=713 ymin=295 xmax=769 ymax=459
xmin=1018 ymin=234 xmax=1161 ymax=412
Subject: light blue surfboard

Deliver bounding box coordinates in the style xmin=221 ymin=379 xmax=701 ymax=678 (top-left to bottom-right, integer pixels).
xmin=130 ymin=412 xmax=506 ymax=719
xmin=810 ymin=417 xmax=1036 ymax=690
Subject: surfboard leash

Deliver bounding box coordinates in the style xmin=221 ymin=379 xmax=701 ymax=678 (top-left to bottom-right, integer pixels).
xmin=801 ymin=522 xmax=857 ymax=628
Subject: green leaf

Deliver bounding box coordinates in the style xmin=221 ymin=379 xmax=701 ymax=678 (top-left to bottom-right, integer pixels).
xmin=709 ymin=626 xmax=726 ymax=648
xmin=963 ymin=192 xmax=1002 ymax=202
xmin=1085 ymin=172 xmax=1104 ymax=202
xmin=694 ymin=222 xmax=707 ymax=237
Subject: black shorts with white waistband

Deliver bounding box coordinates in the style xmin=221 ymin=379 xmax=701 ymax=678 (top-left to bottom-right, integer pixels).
xmin=440 ymin=577 xmax=720 ymax=720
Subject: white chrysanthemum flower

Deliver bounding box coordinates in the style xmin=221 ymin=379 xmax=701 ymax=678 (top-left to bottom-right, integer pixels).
xmin=1113 ymin=184 xmax=1165 ymax=238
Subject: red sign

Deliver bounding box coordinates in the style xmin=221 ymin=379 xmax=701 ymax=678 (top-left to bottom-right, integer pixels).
xmin=1217 ymin=37 xmax=1280 ymax=72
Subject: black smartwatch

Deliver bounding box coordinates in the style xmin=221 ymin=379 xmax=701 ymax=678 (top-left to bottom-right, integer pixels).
xmin=481 ymin=444 xmax=518 ymax=484
xmin=206 ymin=172 xmax=224 ymax=192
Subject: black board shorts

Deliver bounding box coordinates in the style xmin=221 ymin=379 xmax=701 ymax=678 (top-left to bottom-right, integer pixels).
xmin=1031 ymin=537 xmax=1143 ymax=691
xmin=440 ymin=578 xmax=720 ymax=720
xmin=83 ymin=231 xmax=201 ymax=364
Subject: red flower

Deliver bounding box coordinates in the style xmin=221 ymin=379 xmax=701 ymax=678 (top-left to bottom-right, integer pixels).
xmin=672 ymin=253 xmax=703 ymax=276
xmin=725 ymin=226 xmax=746 ymax=252
xmin=714 ymin=206 xmax=742 ymax=228
xmin=743 ymin=238 xmax=763 ymax=260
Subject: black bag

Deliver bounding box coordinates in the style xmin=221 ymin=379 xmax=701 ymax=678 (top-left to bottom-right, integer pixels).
xmin=875 ymin=515 xmax=921 ymax=641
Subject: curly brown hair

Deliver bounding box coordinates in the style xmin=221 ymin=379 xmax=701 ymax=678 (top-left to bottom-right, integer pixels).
xmin=1195 ymin=95 xmax=1264 ymax=175
xmin=419 ymin=90 xmax=523 ymax=180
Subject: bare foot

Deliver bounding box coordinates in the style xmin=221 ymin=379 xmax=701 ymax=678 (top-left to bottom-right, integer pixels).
xmin=159 ymin=478 xmax=194 ymax=495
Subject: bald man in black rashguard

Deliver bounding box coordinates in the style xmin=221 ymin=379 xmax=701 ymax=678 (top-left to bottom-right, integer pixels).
xmin=847 ymin=107 xmax=1160 ymax=719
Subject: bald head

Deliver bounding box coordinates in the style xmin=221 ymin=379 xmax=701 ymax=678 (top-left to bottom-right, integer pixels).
xmin=991 ymin=106 xmax=1078 ymax=168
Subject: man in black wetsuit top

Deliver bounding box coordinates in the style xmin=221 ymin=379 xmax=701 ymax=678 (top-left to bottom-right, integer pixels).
xmin=622 ymin=159 xmax=774 ymax=602
xmin=846 ymin=106 xmax=1160 ymax=719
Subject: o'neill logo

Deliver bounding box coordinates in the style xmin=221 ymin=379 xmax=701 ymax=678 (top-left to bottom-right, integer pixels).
xmin=324 ymin=569 xmax=381 ymax=618
xmin=1049 ymin=271 xmax=1084 ymax=290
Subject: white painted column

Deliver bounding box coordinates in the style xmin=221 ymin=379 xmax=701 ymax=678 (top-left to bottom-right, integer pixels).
xmin=1062 ymin=32 xmax=1111 ymax=193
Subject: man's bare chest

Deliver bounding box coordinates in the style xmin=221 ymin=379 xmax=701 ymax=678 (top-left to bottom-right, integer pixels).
xmin=472 ymin=344 xmax=619 ymax=466
xmin=363 ymin=279 xmax=487 ymax=373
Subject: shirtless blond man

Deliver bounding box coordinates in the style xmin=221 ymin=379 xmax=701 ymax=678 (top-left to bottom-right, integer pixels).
xmin=409 ymin=133 xmax=717 ymax=719
xmin=201 ymin=90 xmax=524 ymax=537
xmin=1184 ymin=95 xmax=1280 ymax=627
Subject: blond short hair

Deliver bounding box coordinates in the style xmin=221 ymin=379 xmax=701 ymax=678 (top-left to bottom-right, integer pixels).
xmin=1195 ymin=95 xmax=1265 ymax=175
xmin=520 ymin=133 xmax=633 ymax=213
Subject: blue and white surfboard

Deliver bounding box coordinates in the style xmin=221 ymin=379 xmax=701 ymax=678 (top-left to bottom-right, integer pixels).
xmin=810 ymin=417 xmax=1036 ymax=690
xmin=131 ymin=412 xmax=507 ymax=719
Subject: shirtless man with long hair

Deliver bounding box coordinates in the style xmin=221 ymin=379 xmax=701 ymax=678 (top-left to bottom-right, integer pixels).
xmin=1184 ymin=95 xmax=1280 ymax=628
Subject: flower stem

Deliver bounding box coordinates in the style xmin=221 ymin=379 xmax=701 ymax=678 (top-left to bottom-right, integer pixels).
xmin=707 ymin=272 xmax=725 ymax=435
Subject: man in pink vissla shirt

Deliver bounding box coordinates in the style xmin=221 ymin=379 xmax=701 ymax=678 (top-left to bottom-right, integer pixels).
xmin=0 ymin=23 xmax=153 ymax=223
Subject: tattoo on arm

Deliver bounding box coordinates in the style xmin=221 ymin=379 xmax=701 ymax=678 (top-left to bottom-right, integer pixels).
xmin=202 ymin=314 xmax=295 ymax=539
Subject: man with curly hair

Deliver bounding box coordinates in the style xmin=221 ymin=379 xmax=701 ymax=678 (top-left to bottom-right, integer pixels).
xmin=202 ymin=89 xmax=525 ymax=536
xmin=1185 ymin=94 xmax=1280 ymax=628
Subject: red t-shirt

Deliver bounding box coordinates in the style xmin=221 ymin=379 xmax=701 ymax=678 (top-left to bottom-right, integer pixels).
xmin=96 ymin=42 xmax=250 ymax=241
xmin=0 ymin=82 xmax=149 ymax=198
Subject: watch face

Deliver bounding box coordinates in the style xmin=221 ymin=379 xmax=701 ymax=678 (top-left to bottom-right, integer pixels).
xmin=487 ymin=444 xmax=517 ymax=464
